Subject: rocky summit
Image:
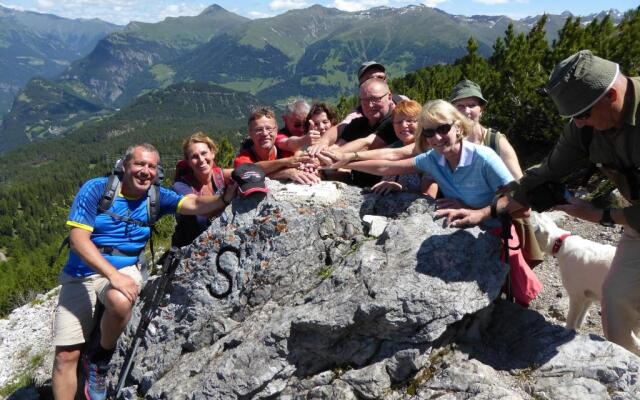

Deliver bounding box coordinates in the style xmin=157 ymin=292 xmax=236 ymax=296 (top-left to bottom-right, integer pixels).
xmin=106 ymin=180 xmax=639 ymax=400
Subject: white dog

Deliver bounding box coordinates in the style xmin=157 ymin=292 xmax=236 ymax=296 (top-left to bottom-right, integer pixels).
xmin=531 ymin=212 xmax=616 ymax=330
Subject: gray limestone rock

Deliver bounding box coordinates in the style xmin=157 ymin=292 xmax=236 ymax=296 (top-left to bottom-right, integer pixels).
xmin=107 ymin=181 xmax=640 ymax=399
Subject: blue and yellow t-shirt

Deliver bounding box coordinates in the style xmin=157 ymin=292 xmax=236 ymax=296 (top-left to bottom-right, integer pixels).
xmin=64 ymin=177 xmax=185 ymax=277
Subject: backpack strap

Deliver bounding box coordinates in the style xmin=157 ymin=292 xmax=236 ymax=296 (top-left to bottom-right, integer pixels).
xmin=212 ymin=167 xmax=225 ymax=195
xmin=485 ymin=128 xmax=499 ymax=155
xmin=98 ymin=160 xmax=123 ymax=213
xmin=146 ymin=183 xmax=161 ymax=226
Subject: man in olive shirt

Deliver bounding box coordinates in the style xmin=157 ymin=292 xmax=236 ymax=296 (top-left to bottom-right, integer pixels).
xmin=437 ymin=50 xmax=640 ymax=355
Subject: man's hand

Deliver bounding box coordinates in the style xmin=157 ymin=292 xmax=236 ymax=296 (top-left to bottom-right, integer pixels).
xmin=318 ymin=149 xmax=351 ymax=169
xmin=285 ymin=154 xmax=313 ymax=169
xmin=107 ymin=271 xmax=140 ymax=303
xmin=371 ymin=181 xmax=402 ymax=195
xmin=307 ymin=143 xmax=328 ymax=157
xmin=434 ymin=208 xmax=490 ymax=228
xmin=305 ymin=120 xmax=322 ymax=147
xmin=283 ymin=168 xmax=321 ymax=185
xmin=553 ymin=196 xmax=600 ymax=223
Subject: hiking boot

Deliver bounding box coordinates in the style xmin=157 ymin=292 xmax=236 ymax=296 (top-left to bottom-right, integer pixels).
xmin=83 ymin=355 xmax=109 ymax=400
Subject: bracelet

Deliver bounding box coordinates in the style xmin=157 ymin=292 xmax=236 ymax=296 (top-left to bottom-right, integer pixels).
xmin=353 ymin=152 xmax=360 ymax=161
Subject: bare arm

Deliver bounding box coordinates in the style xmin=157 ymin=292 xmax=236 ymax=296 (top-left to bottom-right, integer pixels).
xmin=344 ymin=158 xmax=417 ymax=176
xmin=69 ymin=228 xmax=139 ymax=302
xmin=253 ymin=155 xmax=308 ymax=175
xmin=338 ymin=134 xmax=376 ymax=152
xmin=179 ymin=185 xmax=236 ymax=216
xmin=317 ymin=143 xmax=416 ymax=168
xmin=276 ymin=135 xmax=312 ymax=152
xmin=498 ymin=136 xmax=523 ymax=179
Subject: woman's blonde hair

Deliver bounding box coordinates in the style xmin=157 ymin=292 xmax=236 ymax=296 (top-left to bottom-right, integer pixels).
xmin=182 ymin=132 xmax=218 ymax=160
xmin=414 ymin=100 xmax=473 ymax=153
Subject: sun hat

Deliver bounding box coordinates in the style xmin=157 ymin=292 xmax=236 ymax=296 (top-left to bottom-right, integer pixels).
xmin=449 ymin=79 xmax=487 ymax=106
xmin=545 ymin=50 xmax=619 ymax=117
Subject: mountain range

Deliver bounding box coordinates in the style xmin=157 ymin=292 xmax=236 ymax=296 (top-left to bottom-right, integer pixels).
xmin=0 ymin=5 xmax=121 ymax=115
xmin=0 ymin=4 xmax=628 ymax=153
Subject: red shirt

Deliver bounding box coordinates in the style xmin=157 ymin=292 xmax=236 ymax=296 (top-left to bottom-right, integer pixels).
xmin=233 ymin=144 xmax=278 ymax=168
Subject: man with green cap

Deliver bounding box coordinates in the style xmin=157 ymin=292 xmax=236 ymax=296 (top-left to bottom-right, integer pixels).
xmin=435 ymin=49 xmax=640 ymax=355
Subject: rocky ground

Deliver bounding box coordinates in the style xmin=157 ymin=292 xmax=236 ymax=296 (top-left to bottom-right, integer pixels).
xmin=0 ymin=201 xmax=630 ymax=399
xmin=528 ymin=211 xmax=622 ymax=339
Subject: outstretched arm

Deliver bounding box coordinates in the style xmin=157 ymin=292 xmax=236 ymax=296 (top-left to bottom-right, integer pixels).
xmin=318 ymin=144 xmax=416 ymax=168
xmin=343 ymin=158 xmax=417 ymax=176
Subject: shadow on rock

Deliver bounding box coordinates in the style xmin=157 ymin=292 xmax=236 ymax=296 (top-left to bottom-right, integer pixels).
xmin=460 ymin=300 xmax=577 ymax=370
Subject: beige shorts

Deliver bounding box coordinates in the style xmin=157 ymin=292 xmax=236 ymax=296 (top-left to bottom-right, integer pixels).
xmin=52 ymin=265 xmax=143 ymax=347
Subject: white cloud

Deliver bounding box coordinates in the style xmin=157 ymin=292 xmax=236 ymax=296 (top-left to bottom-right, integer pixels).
xmin=158 ymin=2 xmax=205 ymax=18
xmin=0 ymin=2 xmax=25 ymax=11
xmin=331 ymin=0 xmax=389 ymax=12
xmin=269 ymin=0 xmax=310 ymax=11
xmin=420 ymin=0 xmax=448 ymax=8
xmin=36 ymin=0 xmax=55 ymax=10
xmin=473 ymin=0 xmax=509 ymax=4
xmin=248 ymin=11 xmax=273 ymax=19
xmin=17 ymin=0 xmax=210 ymax=24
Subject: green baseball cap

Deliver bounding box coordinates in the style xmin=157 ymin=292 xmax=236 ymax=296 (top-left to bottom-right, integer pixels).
xmin=545 ymin=50 xmax=619 ymax=117
xmin=449 ymin=79 xmax=487 ymax=106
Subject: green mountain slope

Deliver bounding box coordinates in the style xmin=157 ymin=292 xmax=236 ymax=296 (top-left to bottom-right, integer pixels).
xmin=56 ymin=5 xmax=249 ymax=108
xmin=0 ymin=5 xmax=121 ymax=114
xmin=1 ymin=4 xmax=629 ymax=153
xmin=0 ymin=78 xmax=109 ymax=151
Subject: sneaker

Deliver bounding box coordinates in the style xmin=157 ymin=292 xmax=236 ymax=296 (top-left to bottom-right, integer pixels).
xmin=83 ymin=355 xmax=109 ymax=400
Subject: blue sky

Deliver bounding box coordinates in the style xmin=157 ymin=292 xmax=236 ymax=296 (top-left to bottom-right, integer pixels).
xmin=1 ymin=0 xmax=637 ymax=25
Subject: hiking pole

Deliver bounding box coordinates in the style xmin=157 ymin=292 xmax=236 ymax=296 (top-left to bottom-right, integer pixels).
xmin=112 ymin=246 xmax=181 ymax=399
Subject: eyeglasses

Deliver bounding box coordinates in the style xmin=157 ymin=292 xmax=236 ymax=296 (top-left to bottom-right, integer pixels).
xmin=252 ymin=127 xmax=276 ymax=134
xmin=421 ymin=123 xmax=452 ymax=138
xmin=361 ymin=92 xmax=389 ymax=105
xmin=573 ymin=108 xmax=592 ymax=121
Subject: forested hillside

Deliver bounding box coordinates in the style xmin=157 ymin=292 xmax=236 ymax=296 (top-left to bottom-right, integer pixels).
xmin=0 ymin=82 xmax=259 ymax=314
xmin=0 ymin=7 xmax=639 ymax=316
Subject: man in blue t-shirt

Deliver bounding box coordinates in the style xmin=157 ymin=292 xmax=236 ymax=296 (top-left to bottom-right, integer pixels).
xmin=52 ymin=143 xmax=236 ymax=400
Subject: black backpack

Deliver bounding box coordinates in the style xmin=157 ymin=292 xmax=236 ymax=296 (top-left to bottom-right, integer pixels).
xmin=53 ymin=159 xmax=164 ymax=268
xmin=98 ymin=158 xmax=163 ymax=228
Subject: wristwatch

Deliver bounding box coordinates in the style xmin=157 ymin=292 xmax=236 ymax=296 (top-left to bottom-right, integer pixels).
xmin=599 ymin=208 xmax=615 ymax=227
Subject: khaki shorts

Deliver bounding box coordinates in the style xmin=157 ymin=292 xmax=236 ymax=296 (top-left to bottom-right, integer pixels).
xmin=52 ymin=265 xmax=143 ymax=347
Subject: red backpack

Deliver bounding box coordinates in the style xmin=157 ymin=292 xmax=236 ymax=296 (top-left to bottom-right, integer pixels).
xmin=174 ymin=160 xmax=225 ymax=194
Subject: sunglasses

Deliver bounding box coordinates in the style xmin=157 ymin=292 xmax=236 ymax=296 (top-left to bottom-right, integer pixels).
xmin=421 ymin=123 xmax=452 ymax=138
xmin=573 ymin=108 xmax=592 ymax=120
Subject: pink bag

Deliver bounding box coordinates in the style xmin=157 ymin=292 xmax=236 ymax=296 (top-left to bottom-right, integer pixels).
xmin=491 ymin=225 xmax=543 ymax=307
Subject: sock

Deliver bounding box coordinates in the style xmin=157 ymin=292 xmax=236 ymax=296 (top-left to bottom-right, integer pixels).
xmin=90 ymin=345 xmax=115 ymax=364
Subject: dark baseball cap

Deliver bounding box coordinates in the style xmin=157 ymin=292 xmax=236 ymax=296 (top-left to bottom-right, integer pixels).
xmin=357 ymin=61 xmax=385 ymax=82
xmin=231 ymin=163 xmax=268 ymax=196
